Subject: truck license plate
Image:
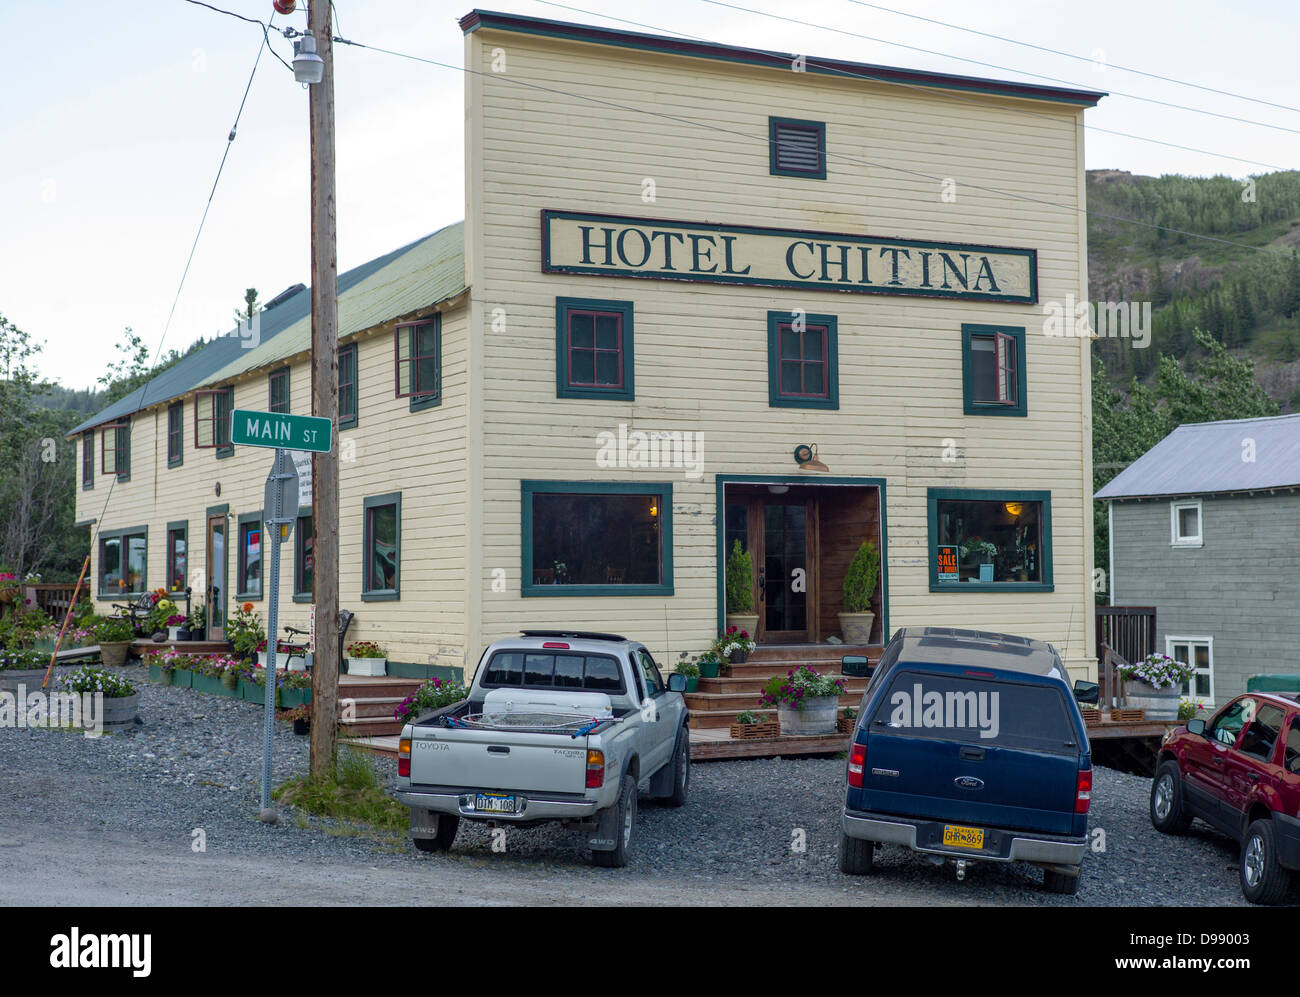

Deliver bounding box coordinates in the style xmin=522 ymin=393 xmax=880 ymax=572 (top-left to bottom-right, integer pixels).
xmin=942 ymin=824 xmax=985 ymax=849
xmin=474 ymin=793 xmax=517 ymax=814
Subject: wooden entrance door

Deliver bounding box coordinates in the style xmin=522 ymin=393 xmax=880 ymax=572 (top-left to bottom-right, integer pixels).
xmin=759 ymin=499 xmax=815 ymax=643
xmin=206 ymin=514 xmax=226 ymax=641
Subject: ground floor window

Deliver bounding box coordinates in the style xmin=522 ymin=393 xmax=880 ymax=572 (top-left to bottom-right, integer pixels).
xmin=522 ymin=481 xmax=673 ymax=596
xmin=928 ymin=488 xmax=1052 ymax=591
xmin=363 ymin=493 xmax=401 ymax=600
xmin=99 ymin=528 xmax=148 ymax=596
xmin=166 ymin=522 xmax=188 ymax=593
xmin=295 ymin=513 xmax=313 ymax=599
xmin=237 ymin=514 xmax=262 ymax=599
xmin=1167 ymin=635 xmax=1214 ymax=705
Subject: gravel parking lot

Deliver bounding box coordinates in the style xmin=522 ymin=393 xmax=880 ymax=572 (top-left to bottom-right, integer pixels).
xmin=0 ymin=667 xmax=1274 ymax=905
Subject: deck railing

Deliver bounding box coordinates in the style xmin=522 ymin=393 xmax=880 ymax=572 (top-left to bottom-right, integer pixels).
xmin=1095 ymin=606 xmax=1157 ymax=708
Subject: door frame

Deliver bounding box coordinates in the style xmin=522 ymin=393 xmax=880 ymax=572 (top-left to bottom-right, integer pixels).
xmin=206 ymin=503 xmax=229 ymax=642
xmin=715 ymin=474 xmax=888 ymax=641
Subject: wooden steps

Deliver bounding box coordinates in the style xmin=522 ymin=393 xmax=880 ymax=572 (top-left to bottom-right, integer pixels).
xmin=338 ymin=675 xmax=423 ymax=737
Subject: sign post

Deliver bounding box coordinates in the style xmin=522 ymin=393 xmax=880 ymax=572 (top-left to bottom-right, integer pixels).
xmin=229 ymin=408 xmax=329 ymax=816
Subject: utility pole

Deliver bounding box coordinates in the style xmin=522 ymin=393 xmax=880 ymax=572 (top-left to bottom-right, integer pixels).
xmin=307 ymin=0 xmax=340 ymax=780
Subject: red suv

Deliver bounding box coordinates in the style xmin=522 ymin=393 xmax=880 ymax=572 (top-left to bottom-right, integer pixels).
xmin=1150 ymin=692 xmax=1300 ymax=904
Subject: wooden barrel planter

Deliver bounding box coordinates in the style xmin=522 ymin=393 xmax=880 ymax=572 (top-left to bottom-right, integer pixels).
xmin=778 ymin=697 xmax=839 ymax=736
xmin=98 ymin=641 xmax=132 ymax=669
xmin=1124 ymin=681 xmax=1179 ymax=722
xmin=101 ymin=693 xmax=140 ymax=729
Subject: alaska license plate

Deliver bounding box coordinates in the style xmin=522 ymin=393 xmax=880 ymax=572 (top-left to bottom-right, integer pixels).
xmin=941 ymin=824 xmax=985 ymax=849
xmin=474 ymin=793 xmax=517 ymax=814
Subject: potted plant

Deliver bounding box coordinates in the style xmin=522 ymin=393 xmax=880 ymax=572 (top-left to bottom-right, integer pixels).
xmin=675 ymin=653 xmax=700 ymax=693
xmin=837 ymin=706 xmax=858 ymax=735
xmin=724 ymin=540 xmax=759 ymax=638
xmin=188 ymin=604 xmax=206 ymax=642
xmin=1120 ymin=652 xmax=1194 ymax=722
xmin=961 ymin=537 xmax=998 ymax=583
xmin=730 ymin=708 xmax=779 ymax=740
xmin=94 ymin=616 xmax=136 ymax=669
xmin=0 ymin=571 xmax=18 ymax=605
xmin=282 ymin=704 xmax=311 ymax=735
xmin=393 ymin=675 xmax=469 ymax=726
xmin=713 ymin=626 xmax=755 ymax=665
xmin=277 ymin=669 xmax=312 ymax=709
xmin=345 ymin=640 xmax=387 ymax=677
xmin=227 ymin=602 xmax=265 ymax=665
xmin=54 ymin=664 xmax=139 ymax=729
xmin=166 ymin=614 xmax=188 ymax=641
xmin=761 ymin=664 xmax=846 ymax=736
xmin=839 ymin=539 xmax=880 ymax=644
xmin=697 ymin=649 xmax=721 ymax=679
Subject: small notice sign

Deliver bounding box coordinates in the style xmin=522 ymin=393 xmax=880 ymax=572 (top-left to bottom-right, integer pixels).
xmin=937 ymin=545 xmax=959 ymax=582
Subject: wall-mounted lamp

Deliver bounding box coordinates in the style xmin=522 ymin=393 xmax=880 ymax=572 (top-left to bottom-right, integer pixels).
xmin=794 ymin=443 xmax=829 ymax=473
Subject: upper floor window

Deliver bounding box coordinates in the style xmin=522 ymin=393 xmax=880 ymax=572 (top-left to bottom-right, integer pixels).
xmin=962 ymin=324 xmax=1026 ymax=417
xmin=194 ymin=387 xmax=234 ymax=455
xmin=769 ymin=117 xmax=826 ymax=179
xmin=767 ymin=311 xmax=838 ymax=409
xmin=101 ymin=420 xmax=130 ymax=480
xmin=268 ymin=368 xmax=290 ymax=414
xmin=338 ymin=343 xmax=358 ymax=429
xmin=555 ymin=297 xmax=634 ymax=401
xmin=167 ymin=402 xmax=183 ymax=467
xmin=395 ymin=317 xmax=440 ymax=412
xmin=81 ymin=430 xmax=94 ymax=490
xmin=1171 ymin=499 xmax=1202 ymax=547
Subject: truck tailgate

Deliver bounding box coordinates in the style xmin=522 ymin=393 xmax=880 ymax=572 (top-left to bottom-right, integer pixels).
xmin=410 ymin=727 xmax=589 ymax=795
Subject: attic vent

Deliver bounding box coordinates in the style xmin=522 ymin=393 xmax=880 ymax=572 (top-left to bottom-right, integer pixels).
xmin=770 ymin=118 xmax=826 ymax=178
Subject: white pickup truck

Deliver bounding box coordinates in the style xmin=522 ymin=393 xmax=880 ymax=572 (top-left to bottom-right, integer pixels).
xmin=394 ymin=631 xmax=690 ymax=867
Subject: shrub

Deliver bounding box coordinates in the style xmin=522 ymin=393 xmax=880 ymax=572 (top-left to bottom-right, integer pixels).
xmin=725 ymin=540 xmax=755 ymax=614
xmin=842 ymin=539 xmax=880 ymax=613
xmin=394 ymin=676 xmax=468 ymax=725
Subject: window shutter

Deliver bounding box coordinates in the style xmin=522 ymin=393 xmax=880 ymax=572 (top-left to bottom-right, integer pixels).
xmin=394 ymin=327 xmax=413 ymax=397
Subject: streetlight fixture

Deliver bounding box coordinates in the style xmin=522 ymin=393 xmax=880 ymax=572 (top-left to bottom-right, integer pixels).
xmin=293 ymin=34 xmax=325 ymax=84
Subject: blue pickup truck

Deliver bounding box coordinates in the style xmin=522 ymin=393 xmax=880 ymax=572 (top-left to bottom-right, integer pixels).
xmin=838 ymin=627 xmax=1093 ymax=894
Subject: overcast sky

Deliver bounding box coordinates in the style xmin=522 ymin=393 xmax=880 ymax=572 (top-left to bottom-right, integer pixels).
xmin=3 ymin=0 xmax=1297 ymax=391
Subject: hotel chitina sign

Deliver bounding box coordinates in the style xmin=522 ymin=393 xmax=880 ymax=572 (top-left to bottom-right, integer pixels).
xmin=542 ymin=210 xmax=1037 ymax=304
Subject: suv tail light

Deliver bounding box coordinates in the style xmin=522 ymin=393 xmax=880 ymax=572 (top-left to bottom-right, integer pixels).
xmin=847 ymin=743 xmax=867 ymax=788
xmin=586 ymin=749 xmax=605 ymax=789
xmin=398 ymin=738 xmax=411 ymax=778
xmin=1075 ymin=767 xmax=1092 ymax=814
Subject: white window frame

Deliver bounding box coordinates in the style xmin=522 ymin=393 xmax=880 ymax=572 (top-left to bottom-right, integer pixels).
xmin=1170 ymin=499 xmax=1203 ymax=547
xmin=1166 ymin=635 xmax=1215 ymax=707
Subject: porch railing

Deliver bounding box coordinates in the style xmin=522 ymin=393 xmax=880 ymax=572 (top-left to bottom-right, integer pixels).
xmin=25 ymin=583 xmax=82 ymax=619
xmin=1095 ymin=606 xmax=1157 ymax=709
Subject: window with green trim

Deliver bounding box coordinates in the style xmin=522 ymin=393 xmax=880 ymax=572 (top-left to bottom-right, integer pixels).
xmin=268 ymin=367 xmax=290 ymax=414
xmin=927 ymin=488 xmax=1052 ymax=591
xmin=555 ymin=297 xmax=634 ymax=401
xmin=363 ymin=493 xmax=401 ymax=600
xmin=767 ymin=311 xmax=838 ymax=409
xmin=195 ymin=387 xmax=234 ymax=454
xmin=100 ymin=420 xmax=130 ymax=479
xmin=395 ymin=318 xmax=440 ymax=412
xmin=338 ymin=343 xmax=358 ymax=428
xmin=294 ymin=512 xmax=314 ymax=600
xmin=99 ymin=528 xmax=147 ymax=596
xmin=167 ymin=403 xmax=183 ymax=467
xmin=166 ymin=523 xmax=188 ymax=593
xmin=237 ymin=514 xmax=262 ymax=599
xmin=522 ymin=481 xmax=673 ymax=597
xmin=769 ymin=117 xmax=826 ymax=179
xmin=81 ymin=431 xmax=94 ymax=490
xmin=962 ymin=324 xmax=1026 ymax=416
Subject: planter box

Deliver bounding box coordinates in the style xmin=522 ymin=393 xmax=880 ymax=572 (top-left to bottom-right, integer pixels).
xmin=278 ymin=688 xmax=312 ymax=709
xmin=191 ymin=674 xmax=223 ymax=697
xmin=346 ymin=656 xmax=386 ymax=677
xmin=102 ymin=693 xmax=140 ymax=729
xmin=238 ymin=679 xmax=263 ymax=703
xmin=1110 ymin=708 xmax=1147 ymax=723
xmin=1080 ymin=708 xmax=1102 ymax=725
xmin=778 ymin=697 xmax=839 ymax=736
xmin=730 ymin=721 xmax=779 ymax=740
xmin=148 ymin=664 xmax=163 ymax=683
xmin=836 ymin=716 xmax=856 ymax=735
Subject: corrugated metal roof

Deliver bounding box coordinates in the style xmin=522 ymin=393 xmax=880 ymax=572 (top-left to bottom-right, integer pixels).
xmin=70 ymin=223 xmax=464 ymax=434
xmin=204 ymin=221 xmax=465 ymax=386
xmin=1095 ymin=413 xmax=1300 ymax=500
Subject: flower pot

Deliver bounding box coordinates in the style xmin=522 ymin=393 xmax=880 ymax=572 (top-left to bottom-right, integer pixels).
xmin=167 ymin=627 xmax=182 ymax=641
xmin=698 ymin=660 xmax=720 ymax=679
xmin=257 ymin=651 xmax=268 ymax=669
xmin=190 ymin=627 xmax=205 ymax=641
xmin=725 ymin=613 xmax=758 ymax=639
xmin=684 ymin=675 xmax=699 ymax=693
xmin=838 ymin=611 xmax=875 ymax=645
xmin=177 ymin=627 xmax=192 ymax=641
xmin=836 ymin=716 xmax=856 ymax=735
xmin=98 ymin=641 xmax=132 ymax=669
xmin=101 ymin=693 xmax=140 ymax=729
xmin=346 ymin=656 xmax=386 ymax=677
xmin=1124 ymin=680 xmax=1180 ymax=722
xmin=777 ymin=696 xmax=839 ymax=736
xmin=293 ymin=718 xmax=310 ymax=736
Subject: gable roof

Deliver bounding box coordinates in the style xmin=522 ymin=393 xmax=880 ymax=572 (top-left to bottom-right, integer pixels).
xmin=1094 ymin=413 xmax=1300 ymax=501
xmin=460 ymin=9 xmax=1106 ymax=107
xmin=70 ymin=224 xmax=465 ymax=436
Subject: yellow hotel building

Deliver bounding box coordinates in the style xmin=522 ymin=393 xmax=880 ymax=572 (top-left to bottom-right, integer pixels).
xmin=71 ymin=10 xmax=1104 ymax=686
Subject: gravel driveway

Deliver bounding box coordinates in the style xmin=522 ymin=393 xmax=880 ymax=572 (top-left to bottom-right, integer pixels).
xmin=0 ymin=667 xmax=1270 ymax=905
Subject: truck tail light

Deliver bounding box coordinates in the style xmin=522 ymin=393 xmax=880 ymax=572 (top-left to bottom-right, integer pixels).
xmin=847 ymin=743 xmax=867 ymax=788
xmin=1075 ymin=767 xmax=1092 ymax=814
xmin=586 ymin=749 xmax=605 ymax=789
xmin=398 ymin=738 xmax=411 ymax=778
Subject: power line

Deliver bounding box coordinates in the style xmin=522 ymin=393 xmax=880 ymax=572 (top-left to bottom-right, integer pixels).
xmin=847 ymin=0 xmax=1300 ymax=117
xmin=328 ymin=31 xmax=1286 ymax=257
xmin=696 ymin=0 xmax=1300 ymax=138
xmin=537 ymin=1 xmax=1296 ymax=174
xmin=182 ymin=0 xmax=293 ymax=73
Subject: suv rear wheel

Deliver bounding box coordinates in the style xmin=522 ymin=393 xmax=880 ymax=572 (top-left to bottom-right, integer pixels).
xmin=1240 ymin=819 xmax=1292 ymax=905
xmin=839 ymin=832 xmax=876 ymax=875
xmin=1043 ymin=867 xmax=1081 ymax=895
xmin=1150 ymin=760 xmax=1192 ymax=835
